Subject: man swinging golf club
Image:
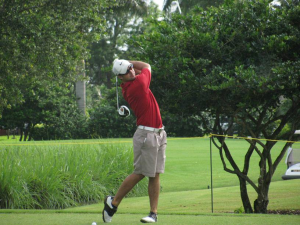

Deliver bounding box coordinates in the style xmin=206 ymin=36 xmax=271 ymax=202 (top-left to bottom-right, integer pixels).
xmin=102 ymin=59 xmax=167 ymax=223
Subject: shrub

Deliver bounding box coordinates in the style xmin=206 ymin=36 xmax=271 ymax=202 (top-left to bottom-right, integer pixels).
xmin=88 ymin=104 xmax=136 ymax=138
xmin=31 ymin=104 xmax=89 ymax=140
xmin=0 ymin=143 xmax=147 ymax=209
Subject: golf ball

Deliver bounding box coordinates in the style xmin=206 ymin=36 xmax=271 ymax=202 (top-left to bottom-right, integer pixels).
xmin=92 ymin=222 xmax=97 ymax=225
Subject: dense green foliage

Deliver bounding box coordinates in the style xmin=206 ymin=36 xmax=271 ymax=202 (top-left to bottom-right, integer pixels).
xmin=88 ymin=104 xmax=136 ymax=138
xmin=135 ymin=0 xmax=300 ymax=125
xmin=0 ymin=143 xmax=147 ymax=209
xmin=0 ymin=78 xmax=86 ymax=141
xmin=31 ymin=103 xmax=89 ymax=140
xmin=0 ymin=0 xmax=212 ymax=140
xmin=0 ymin=0 xmax=117 ymax=116
xmin=86 ymin=1 xmax=155 ymax=89
xmin=0 ymin=0 xmax=122 ymax=140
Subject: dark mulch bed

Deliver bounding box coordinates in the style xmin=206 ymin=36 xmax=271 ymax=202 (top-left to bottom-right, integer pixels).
xmin=268 ymin=209 xmax=300 ymax=215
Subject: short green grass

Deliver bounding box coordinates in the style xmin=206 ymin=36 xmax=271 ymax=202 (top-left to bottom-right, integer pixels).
xmin=162 ymin=137 xmax=295 ymax=192
xmin=1 ymin=212 xmax=299 ymax=225
xmin=0 ymin=135 xmax=20 ymax=142
xmin=66 ymin=179 xmax=300 ymax=215
xmin=1 ymin=136 xmax=299 ymax=225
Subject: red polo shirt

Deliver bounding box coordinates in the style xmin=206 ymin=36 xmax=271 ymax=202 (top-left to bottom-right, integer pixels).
xmin=121 ymin=68 xmax=162 ymax=128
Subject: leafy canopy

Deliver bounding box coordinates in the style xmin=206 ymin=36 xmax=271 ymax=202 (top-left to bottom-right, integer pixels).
xmin=0 ymin=0 xmax=117 ymax=117
xmin=133 ymin=0 xmax=300 ymax=137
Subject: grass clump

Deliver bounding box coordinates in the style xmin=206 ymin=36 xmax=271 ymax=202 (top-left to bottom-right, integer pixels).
xmin=0 ymin=143 xmax=147 ymax=209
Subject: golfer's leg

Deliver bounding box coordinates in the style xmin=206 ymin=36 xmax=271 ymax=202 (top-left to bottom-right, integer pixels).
xmin=148 ymin=173 xmax=160 ymax=214
xmin=112 ymin=173 xmax=144 ymax=207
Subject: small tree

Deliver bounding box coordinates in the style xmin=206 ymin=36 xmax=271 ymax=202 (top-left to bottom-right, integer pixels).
xmin=133 ymin=0 xmax=300 ymax=213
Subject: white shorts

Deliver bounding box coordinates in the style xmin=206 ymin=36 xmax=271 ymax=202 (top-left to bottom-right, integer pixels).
xmin=133 ymin=128 xmax=167 ymax=177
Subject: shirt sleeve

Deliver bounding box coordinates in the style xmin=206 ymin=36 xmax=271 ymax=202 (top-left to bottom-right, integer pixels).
xmin=137 ymin=68 xmax=151 ymax=89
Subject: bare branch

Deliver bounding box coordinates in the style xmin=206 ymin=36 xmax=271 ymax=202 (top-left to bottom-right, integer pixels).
xmin=211 ymin=136 xmax=223 ymax=150
xmin=243 ymin=144 xmax=255 ymax=173
xmin=272 ymin=142 xmax=292 ymax=172
xmin=245 ymin=139 xmax=263 ymax=158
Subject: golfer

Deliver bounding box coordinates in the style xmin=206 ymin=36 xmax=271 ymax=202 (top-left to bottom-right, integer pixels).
xmin=102 ymin=59 xmax=167 ymax=223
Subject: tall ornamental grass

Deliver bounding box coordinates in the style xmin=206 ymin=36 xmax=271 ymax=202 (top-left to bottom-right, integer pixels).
xmin=0 ymin=143 xmax=147 ymax=209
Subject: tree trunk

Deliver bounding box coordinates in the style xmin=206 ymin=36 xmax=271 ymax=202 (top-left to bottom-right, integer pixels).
xmin=254 ymin=180 xmax=270 ymax=213
xmin=253 ymin=152 xmax=270 ymax=213
xmin=6 ymin=129 xmax=10 ymax=139
xmin=75 ymin=59 xmax=86 ymax=115
xmin=28 ymin=124 xmax=33 ymax=141
xmin=239 ymin=177 xmax=253 ymax=213
xmin=24 ymin=129 xmax=28 ymax=141
xmin=254 ymin=198 xmax=269 ymax=213
xmin=19 ymin=128 xmax=23 ymax=141
xmin=106 ymin=72 xmax=112 ymax=89
xmin=12 ymin=128 xmax=16 ymax=139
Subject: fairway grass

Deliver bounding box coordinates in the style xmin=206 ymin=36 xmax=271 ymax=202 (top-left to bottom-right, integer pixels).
xmin=1 ymin=180 xmax=299 ymax=225
xmin=64 ymin=179 xmax=300 ymax=215
xmin=1 ymin=212 xmax=299 ymax=225
xmin=1 ymin=137 xmax=299 ymax=225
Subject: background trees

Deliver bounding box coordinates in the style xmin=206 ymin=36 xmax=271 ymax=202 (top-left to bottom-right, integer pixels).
xmin=132 ymin=0 xmax=300 ymax=213
xmin=0 ymin=0 xmax=115 ymax=117
xmin=86 ymin=1 xmax=154 ymax=90
xmin=0 ymin=0 xmax=164 ymax=139
xmin=1 ymin=0 xmax=223 ymax=140
xmin=0 ymin=0 xmax=120 ymax=138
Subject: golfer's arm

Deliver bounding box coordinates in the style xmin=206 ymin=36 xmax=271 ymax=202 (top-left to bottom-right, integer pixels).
xmin=130 ymin=61 xmax=151 ymax=74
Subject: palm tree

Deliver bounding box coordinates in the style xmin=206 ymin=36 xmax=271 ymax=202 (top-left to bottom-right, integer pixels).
xmin=76 ymin=60 xmax=86 ymax=115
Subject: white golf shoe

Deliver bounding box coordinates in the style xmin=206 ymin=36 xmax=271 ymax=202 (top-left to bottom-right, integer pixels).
xmin=102 ymin=196 xmax=117 ymax=223
xmin=140 ymin=212 xmax=157 ymax=223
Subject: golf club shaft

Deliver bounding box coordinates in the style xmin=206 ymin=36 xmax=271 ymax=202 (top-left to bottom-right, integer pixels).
xmin=116 ymin=76 xmax=119 ymax=110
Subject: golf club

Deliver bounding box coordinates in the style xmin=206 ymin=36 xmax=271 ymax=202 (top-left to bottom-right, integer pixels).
xmin=115 ymin=76 xmax=130 ymax=117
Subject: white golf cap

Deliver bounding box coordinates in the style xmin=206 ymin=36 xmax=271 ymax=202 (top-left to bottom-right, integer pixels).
xmin=112 ymin=59 xmax=132 ymax=75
